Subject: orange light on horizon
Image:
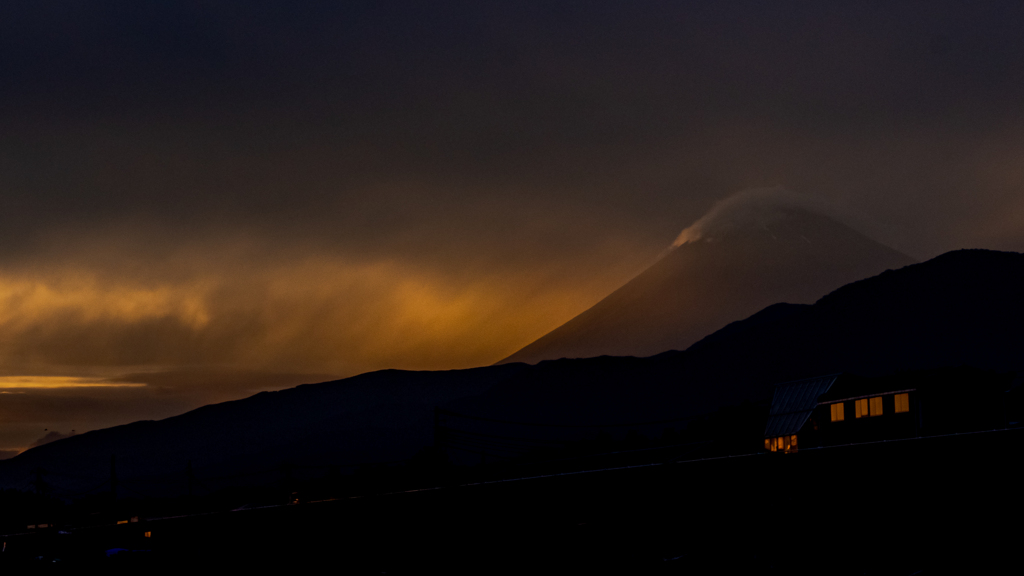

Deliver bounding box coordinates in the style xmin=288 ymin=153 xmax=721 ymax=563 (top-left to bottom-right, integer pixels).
xmin=0 ymin=376 xmax=146 ymax=389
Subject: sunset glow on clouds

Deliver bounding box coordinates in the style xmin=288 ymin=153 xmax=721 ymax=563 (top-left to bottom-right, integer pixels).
xmin=1 ymin=1 xmax=1023 ymax=452
xmin=0 ymin=237 xmax=643 ymax=450
xmin=0 ymin=248 xmax=631 ymax=377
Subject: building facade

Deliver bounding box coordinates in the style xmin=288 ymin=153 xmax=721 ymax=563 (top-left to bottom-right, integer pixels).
xmin=764 ymin=367 xmax=1012 ymax=452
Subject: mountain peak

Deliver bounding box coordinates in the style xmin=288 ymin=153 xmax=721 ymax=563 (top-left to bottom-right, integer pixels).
xmin=673 ymin=187 xmax=851 ymax=246
xmin=501 ymin=190 xmax=915 ymax=365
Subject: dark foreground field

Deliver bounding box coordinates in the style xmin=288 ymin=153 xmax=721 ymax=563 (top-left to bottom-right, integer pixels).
xmin=4 ymin=428 xmax=1021 ymax=574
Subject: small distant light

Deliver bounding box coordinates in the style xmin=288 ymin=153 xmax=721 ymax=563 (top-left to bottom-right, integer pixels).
xmin=144 ymin=531 xmax=152 ymax=538
xmin=130 ymin=516 xmax=139 ymax=523
xmin=116 ymin=520 xmax=128 ymax=525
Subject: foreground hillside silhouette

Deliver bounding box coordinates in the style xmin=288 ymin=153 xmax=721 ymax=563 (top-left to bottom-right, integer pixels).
xmin=4 ymin=423 xmax=1021 ymax=572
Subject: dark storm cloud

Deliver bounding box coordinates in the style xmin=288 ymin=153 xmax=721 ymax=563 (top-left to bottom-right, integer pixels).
xmin=0 ymin=1 xmax=1023 ymax=447
xmin=0 ymin=2 xmax=1021 ymax=242
xmin=2 ymin=1 xmax=1022 ymax=257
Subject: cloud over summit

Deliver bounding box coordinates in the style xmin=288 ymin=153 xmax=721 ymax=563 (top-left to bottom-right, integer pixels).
xmin=673 ymin=187 xmax=857 ymax=246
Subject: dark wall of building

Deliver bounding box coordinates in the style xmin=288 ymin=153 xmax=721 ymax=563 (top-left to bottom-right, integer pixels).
xmin=806 ymin=367 xmax=1015 ymax=448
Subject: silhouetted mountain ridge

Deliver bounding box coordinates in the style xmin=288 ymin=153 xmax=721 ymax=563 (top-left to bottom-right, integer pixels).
xmin=687 ymin=302 xmax=810 ymax=350
xmin=1 ymin=249 xmax=1021 ymax=494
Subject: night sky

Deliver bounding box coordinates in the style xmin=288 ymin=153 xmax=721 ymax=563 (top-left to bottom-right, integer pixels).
xmin=1 ymin=1 xmax=1023 ymax=453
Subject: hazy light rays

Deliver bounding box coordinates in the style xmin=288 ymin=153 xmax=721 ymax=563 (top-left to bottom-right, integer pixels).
xmin=0 ymin=242 xmax=636 ymax=449
xmin=0 ymin=240 xmax=632 ymax=378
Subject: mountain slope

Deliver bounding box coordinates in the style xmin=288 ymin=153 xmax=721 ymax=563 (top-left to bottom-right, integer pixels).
xmin=463 ymin=249 xmax=1024 ymax=424
xmin=0 ymin=365 xmax=529 ymax=493
xmin=679 ymin=248 xmax=1024 ymax=383
xmin=501 ymin=208 xmax=915 ymax=364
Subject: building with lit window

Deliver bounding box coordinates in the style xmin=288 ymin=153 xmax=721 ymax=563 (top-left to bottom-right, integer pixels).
xmin=763 ymin=374 xmax=839 ymax=453
xmin=813 ymin=375 xmax=919 ymax=445
xmin=763 ymin=368 xmax=1012 ymax=452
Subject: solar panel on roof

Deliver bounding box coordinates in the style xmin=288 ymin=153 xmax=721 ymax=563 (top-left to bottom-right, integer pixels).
xmin=764 ymin=375 xmax=838 ymax=438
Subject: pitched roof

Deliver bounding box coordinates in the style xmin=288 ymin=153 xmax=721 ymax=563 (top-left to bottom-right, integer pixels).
xmin=764 ymin=374 xmax=839 ymax=438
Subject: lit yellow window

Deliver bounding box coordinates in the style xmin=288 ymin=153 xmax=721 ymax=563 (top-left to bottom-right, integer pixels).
xmin=855 ymin=398 xmax=868 ymax=418
xmin=895 ymin=393 xmax=909 ymax=413
xmin=790 ymin=435 xmax=798 ymax=450
xmin=830 ymin=403 xmax=845 ymax=422
xmin=869 ymin=396 xmax=883 ymax=416
xmin=144 ymin=531 xmax=152 ymax=538
xmin=765 ymin=438 xmax=771 ymax=451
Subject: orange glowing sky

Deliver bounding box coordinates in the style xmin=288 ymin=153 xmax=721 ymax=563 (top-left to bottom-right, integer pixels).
xmin=1 ymin=1 xmax=1023 ymax=452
